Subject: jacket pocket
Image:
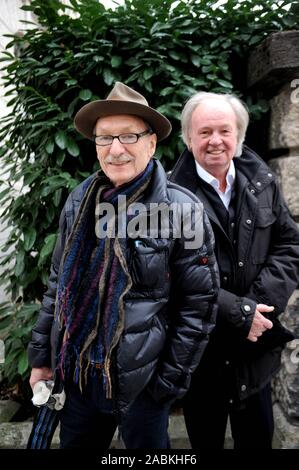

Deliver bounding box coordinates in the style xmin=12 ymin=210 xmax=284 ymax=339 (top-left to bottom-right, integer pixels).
xmin=131 ymin=239 xmax=168 ymax=289
xmin=252 ymin=208 xmax=276 ymax=264
xmin=255 ymin=207 xmax=276 ymax=228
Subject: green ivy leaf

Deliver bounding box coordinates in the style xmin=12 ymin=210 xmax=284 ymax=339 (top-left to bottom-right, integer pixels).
xmin=143 ymin=68 xmax=154 ymax=80
xmin=23 ymin=227 xmax=36 ymax=251
xmin=54 ymin=131 xmax=67 ymax=150
xmin=39 ymin=233 xmax=57 ymax=264
xmin=18 ymin=350 xmax=29 ymax=375
xmin=216 ymin=78 xmax=233 ymax=89
xmin=0 ymin=187 xmax=10 ymax=200
xmin=79 ymin=89 xmax=92 ymax=101
xmin=65 ymin=79 xmax=78 ymax=86
xmin=111 ymin=56 xmax=122 ymax=68
xmin=20 ymin=269 xmax=38 ymax=289
xmin=168 ymin=51 xmax=181 ymax=61
xmin=45 ymin=139 xmax=54 ymax=154
xmin=160 ymin=87 xmax=174 ymax=97
xmin=57 ymin=150 xmax=66 ymax=166
xmin=0 ymin=313 xmax=13 ymax=330
xmin=53 ymin=189 xmax=62 ymax=207
xmin=249 ymin=35 xmax=263 ymax=46
xmin=190 ymin=54 xmax=201 ymax=67
xmin=66 ymin=136 xmax=80 ymax=157
xmin=39 ymin=233 xmax=57 ymax=266
xmin=15 ymin=252 xmax=25 ymax=277
xmin=103 ymin=68 xmax=114 ymax=86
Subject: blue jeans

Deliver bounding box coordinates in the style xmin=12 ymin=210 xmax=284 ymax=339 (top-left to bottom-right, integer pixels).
xmin=121 ymin=388 xmax=170 ymax=449
xmin=59 ymin=374 xmax=170 ymax=449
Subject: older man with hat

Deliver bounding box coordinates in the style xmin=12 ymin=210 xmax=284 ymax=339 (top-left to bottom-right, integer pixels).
xmin=27 ymin=82 xmax=219 ymax=449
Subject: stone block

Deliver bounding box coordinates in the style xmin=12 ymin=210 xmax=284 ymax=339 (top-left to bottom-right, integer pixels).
xmin=268 ymin=156 xmax=299 ymax=219
xmin=0 ymin=400 xmax=20 ymax=423
xmin=269 ymin=84 xmax=299 ymax=150
xmin=273 ymin=402 xmax=299 ymax=449
xmin=0 ymin=413 xmax=245 ymax=449
xmin=0 ymin=411 xmax=286 ymax=449
xmin=0 ymin=422 xmax=33 ymax=448
xmin=0 ymin=414 xmax=192 ymax=449
xmin=0 ymin=420 xmax=59 ymax=449
xmin=273 ymin=290 xmax=299 ymax=419
xmin=247 ymin=31 xmax=299 ymax=95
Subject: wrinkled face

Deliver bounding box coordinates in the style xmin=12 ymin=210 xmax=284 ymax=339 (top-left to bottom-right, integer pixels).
xmin=95 ymin=114 xmax=157 ymax=187
xmin=188 ymin=100 xmax=238 ymax=177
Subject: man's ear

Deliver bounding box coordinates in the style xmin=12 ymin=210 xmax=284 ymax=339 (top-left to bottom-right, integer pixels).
xmin=149 ymin=133 xmax=157 ymax=157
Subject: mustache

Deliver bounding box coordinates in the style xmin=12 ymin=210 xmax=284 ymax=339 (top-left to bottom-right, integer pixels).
xmin=105 ymin=154 xmax=134 ymax=164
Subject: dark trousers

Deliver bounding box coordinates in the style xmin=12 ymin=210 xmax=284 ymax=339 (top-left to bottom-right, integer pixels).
xmin=59 ymin=376 xmax=170 ymax=449
xmin=183 ymin=380 xmax=274 ymax=449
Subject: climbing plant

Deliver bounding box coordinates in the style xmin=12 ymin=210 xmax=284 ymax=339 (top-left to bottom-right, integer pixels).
xmin=0 ymin=0 xmax=297 ymax=382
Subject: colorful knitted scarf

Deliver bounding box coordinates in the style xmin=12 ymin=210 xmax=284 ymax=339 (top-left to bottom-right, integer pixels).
xmin=55 ymin=159 xmax=154 ymax=397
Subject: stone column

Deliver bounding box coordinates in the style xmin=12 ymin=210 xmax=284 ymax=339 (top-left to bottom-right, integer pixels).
xmin=247 ymin=30 xmax=299 ymax=449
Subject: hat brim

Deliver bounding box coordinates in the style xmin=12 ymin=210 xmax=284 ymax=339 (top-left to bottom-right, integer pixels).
xmin=74 ymin=100 xmax=172 ymax=142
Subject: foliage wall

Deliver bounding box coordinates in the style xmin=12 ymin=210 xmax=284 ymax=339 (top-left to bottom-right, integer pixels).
xmin=0 ymin=0 xmax=297 ymax=382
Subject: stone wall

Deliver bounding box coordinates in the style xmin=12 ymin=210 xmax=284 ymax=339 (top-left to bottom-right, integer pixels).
xmin=248 ymin=30 xmax=299 ymax=449
xmin=268 ymin=83 xmax=299 ymax=221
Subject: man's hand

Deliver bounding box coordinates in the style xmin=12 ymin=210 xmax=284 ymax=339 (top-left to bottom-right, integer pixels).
xmin=247 ymin=304 xmax=274 ymax=342
xmin=29 ymin=367 xmax=53 ymax=391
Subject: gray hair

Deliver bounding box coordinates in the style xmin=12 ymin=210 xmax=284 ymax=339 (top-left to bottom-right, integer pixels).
xmin=181 ymin=92 xmax=249 ymax=157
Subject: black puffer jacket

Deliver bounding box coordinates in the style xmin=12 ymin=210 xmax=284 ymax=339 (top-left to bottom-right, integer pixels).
xmin=28 ymin=159 xmax=219 ymax=417
xmin=170 ymin=146 xmax=299 ymax=402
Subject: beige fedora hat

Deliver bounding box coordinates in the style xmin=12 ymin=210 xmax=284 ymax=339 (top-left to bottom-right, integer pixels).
xmin=74 ymin=82 xmax=172 ymax=142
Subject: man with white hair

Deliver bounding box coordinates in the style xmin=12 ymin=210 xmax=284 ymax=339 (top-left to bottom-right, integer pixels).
xmin=170 ymin=91 xmax=299 ymax=449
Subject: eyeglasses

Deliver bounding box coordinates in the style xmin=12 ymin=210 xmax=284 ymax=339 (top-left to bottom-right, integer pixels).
xmin=93 ymin=129 xmax=153 ymax=146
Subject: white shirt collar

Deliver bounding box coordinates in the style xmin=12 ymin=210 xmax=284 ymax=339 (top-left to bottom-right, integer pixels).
xmin=195 ymin=159 xmax=235 ymax=192
xmin=195 ymin=159 xmax=236 ymax=210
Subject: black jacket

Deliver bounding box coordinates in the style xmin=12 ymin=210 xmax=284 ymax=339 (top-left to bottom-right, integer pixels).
xmin=170 ymin=146 xmax=299 ymax=402
xmin=28 ymin=159 xmax=219 ymax=417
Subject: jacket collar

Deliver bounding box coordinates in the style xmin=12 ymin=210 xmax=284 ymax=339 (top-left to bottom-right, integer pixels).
xmin=142 ymin=158 xmax=170 ymax=206
xmin=234 ymin=146 xmax=275 ymax=192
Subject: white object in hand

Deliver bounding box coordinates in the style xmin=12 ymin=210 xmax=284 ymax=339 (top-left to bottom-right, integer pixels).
xmin=32 ymin=380 xmax=54 ymax=406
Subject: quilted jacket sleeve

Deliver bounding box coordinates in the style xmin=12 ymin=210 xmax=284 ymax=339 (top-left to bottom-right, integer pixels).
xmin=27 ymin=206 xmax=67 ymax=368
xmin=147 ymin=207 xmax=219 ymax=404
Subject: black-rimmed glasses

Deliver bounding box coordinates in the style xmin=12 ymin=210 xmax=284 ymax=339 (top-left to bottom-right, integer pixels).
xmin=93 ymin=129 xmax=153 ymax=146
